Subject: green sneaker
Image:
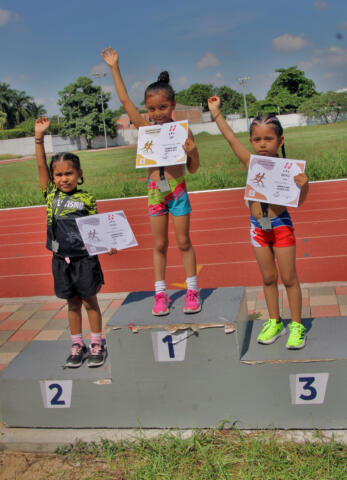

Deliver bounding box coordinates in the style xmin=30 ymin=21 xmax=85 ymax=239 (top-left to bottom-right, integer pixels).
xmin=257 ymin=318 xmax=286 ymax=344
xmin=286 ymin=322 xmax=306 ymax=349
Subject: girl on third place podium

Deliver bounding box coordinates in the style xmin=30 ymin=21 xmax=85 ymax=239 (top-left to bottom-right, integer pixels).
xmin=208 ymin=95 xmax=309 ymax=350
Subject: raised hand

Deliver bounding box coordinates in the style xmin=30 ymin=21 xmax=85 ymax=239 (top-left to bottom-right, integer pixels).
xmin=35 ymin=117 xmax=50 ymax=138
xmin=101 ymin=47 xmax=119 ymax=68
xmin=208 ymin=95 xmax=221 ymax=114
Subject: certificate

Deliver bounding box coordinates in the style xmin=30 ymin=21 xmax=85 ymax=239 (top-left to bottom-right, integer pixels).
xmin=244 ymin=155 xmax=306 ymax=208
xmin=136 ymin=120 xmax=188 ymax=168
xmin=75 ymin=210 xmax=138 ymax=256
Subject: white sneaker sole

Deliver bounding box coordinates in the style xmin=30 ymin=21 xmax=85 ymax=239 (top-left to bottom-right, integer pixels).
xmin=286 ymin=336 xmax=306 ymax=349
xmin=257 ymin=327 xmax=287 ymax=345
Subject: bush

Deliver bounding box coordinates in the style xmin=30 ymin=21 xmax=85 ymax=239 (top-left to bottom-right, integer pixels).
xmin=16 ymin=118 xmax=36 ymax=136
xmin=1 ymin=128 xmax=27 ymax=139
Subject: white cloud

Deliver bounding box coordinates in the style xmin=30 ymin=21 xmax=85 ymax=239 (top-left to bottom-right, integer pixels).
xmin=313 ymin=1 xmax=327 ymax=9
xmin=174 ymin=76 xmax=188 ymax=90
xmin=272 ymin=33 xmax=311 ymax=52
xmin=102 ymin=84 xmax=114 ymax=94
xmin=90 ymin=64 xmax=108 ymax=76
xmin=300 ymin=46 xmax=347 ymax=68
xmin=0 ymin=8 xmax=17 ymax=26
xmin=196 ymin=52 xmax=220 ymax=70
xmin=211 ymin=72 xmax=224 ymax=87
xmin=131 ymin=81 xmax=143 ymax=90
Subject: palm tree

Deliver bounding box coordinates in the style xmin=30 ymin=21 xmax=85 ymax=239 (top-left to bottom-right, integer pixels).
xmin=11 ymin=90 xmax=34 ymax=125
xmin=28 ymin=102 xmax=47 ymax=117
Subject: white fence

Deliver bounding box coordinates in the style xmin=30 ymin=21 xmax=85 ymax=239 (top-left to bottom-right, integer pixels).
xmin=0 ymin=113 xmax=346 ymax=156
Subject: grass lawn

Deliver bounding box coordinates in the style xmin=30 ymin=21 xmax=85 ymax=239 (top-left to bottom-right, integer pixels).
xmin=4 ymin=430 xmax=343 ymax=480
xmin=1 ymin=121 xmax=346 ymax=209
xmin=0 ymin=153 xmax=21 ymax=160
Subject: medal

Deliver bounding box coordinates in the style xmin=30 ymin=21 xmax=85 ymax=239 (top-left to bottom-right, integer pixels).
xmin=258 ymin=216 xmax=272 ymax=231
xmin=52 ymin=240 xmax=60 ymax=253
xmin=157 ymin=178 xmax=170 ymax=192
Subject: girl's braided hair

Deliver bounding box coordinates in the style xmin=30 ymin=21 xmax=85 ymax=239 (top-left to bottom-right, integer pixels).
xmin=49 ymin=152 xmax=84 ymax=184
xmin=144 ymin=71 xmax=175 ymax=102
xmin=249 ymin=114 xmax=286 ymax=158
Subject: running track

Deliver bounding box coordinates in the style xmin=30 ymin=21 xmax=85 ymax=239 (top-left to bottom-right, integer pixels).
xmin=0 ymin=180 xmax=346 ymax=298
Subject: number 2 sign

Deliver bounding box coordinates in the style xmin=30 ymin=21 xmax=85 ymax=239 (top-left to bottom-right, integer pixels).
xmin=40 ymin=380 xmax=73 ymax=408
xmin=290 ymin=373 xmax=329 ymax=405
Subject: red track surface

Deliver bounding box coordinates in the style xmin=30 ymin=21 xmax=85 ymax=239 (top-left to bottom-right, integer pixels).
xmin=0 ymin=180 xmax=346 ymax=298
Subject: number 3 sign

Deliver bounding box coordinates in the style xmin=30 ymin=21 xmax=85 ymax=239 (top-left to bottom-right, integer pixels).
xmin=40 ymin=380 xmax=73 ymax=408
xmin=290 ymin=373 xmax=329 ymax=405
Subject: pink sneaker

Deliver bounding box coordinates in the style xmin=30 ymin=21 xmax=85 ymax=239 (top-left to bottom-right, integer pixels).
xmin=152 ymin=292 xmax=171 ymax=316
xmin=183 ymin=289 xmax=201 ymax=313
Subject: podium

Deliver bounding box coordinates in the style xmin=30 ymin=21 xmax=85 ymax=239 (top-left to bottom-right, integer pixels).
xmin=1 ymin=287 xmax=346 ymax=428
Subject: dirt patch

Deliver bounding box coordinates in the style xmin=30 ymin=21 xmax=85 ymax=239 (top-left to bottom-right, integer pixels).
xmin=0 ymin=451 xmax=124 ymax=480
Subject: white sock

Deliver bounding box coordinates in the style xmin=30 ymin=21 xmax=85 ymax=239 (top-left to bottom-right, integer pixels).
xmin=186 ymin=276 xmax=198 ymax=291
xmin=155 ymin=280 xmax=166 ymax=294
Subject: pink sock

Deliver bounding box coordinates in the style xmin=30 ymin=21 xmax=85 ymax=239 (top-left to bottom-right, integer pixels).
xmin=90 ymin=332 xmax=102 ymax=345
xmin=71 ymin=333 xmax=84 ymax=346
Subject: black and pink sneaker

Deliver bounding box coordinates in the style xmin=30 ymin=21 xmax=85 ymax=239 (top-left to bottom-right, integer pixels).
xmin=87 ymin=343 xmax=106 ymax=368
xmin=64 ymin=343 xmax=87 ymax=368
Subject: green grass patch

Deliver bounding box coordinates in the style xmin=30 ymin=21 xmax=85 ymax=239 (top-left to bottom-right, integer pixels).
xmin=1 ymin=121 xmax=346 ymax=208
xmin=55 ymin=429 xmax=347 ymax=480
xmin=0 ymin=154 xmax=21 ymax=160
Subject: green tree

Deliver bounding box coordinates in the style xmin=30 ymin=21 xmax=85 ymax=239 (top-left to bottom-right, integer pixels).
xmin=298 ymin=91 xmax=347 ymax=123
xmin=11 ymin=90 xmax=35 ymax=125
xmin=215 ymin=86 xmax=242 ymax=115
xmin=176 ymin=83 xmax=214 ymax=111
xmin=265 ymin=66 xmax=317 ymax=113
xmin=0 ymin=82 xmax=46 ymax=128
xmin=58 ymin=77 xmax=116 ymax=149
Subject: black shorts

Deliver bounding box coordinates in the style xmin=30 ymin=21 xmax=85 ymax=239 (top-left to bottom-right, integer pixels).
xmin=52 ymin=255 xmax=104 ymax=300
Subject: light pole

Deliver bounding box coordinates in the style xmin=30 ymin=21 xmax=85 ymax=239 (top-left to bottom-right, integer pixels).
xmin=237 ymin=76 xmax=250 ymax=130
xmin=92 ymin=72 xmax=108 ymax=149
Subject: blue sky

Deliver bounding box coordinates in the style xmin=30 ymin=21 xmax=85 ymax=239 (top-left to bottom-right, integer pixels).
xmin=1 ymin=0 xmax=346 ymax=115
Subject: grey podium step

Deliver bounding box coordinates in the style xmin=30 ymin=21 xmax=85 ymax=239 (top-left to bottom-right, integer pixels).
xmin=1 ymin=288 xmax=346 ymax=429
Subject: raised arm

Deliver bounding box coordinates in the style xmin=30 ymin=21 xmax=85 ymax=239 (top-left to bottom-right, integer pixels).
xmin=101 ymin=47 xmax=148 ymax=129
xmin=35 ymin=117 xmax=51 ymax=190
xmin=208 ymin=95 xmax=251 ymax=168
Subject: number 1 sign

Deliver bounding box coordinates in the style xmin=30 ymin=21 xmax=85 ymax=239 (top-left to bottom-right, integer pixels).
xmin=151 ymin=331 xmax=188 ymax=362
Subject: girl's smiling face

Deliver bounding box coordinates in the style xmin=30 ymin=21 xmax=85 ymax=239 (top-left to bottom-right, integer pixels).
xmin=52 ymin=160 xmax=82 ymax=193
xmin=249 ymin=124 xmax=284 ymax=157
xmin=145 ymin=90 xmax=176 ymax=125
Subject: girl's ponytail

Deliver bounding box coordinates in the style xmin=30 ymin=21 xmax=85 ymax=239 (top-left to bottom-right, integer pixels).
xmin=144 ymin=71 xmax=175 ymax=102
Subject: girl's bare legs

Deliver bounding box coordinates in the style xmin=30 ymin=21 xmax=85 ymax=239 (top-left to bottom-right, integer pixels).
xmin=253 ymin=246 xmax=280 ymax=321
xmin=274 ymin=245 xmax=302 ymax=323
xmin=172 ymin=213 xmax=197 ymax=278
xmin=67 ymin=296 xmax=83 ymax=335
xmin=150 ymin=214 xmax=169 ymax=281
xmin=68 ymin=295 xmax=102 ymax=334
xmin=83 ymin=295 xmax=103 ymax=333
